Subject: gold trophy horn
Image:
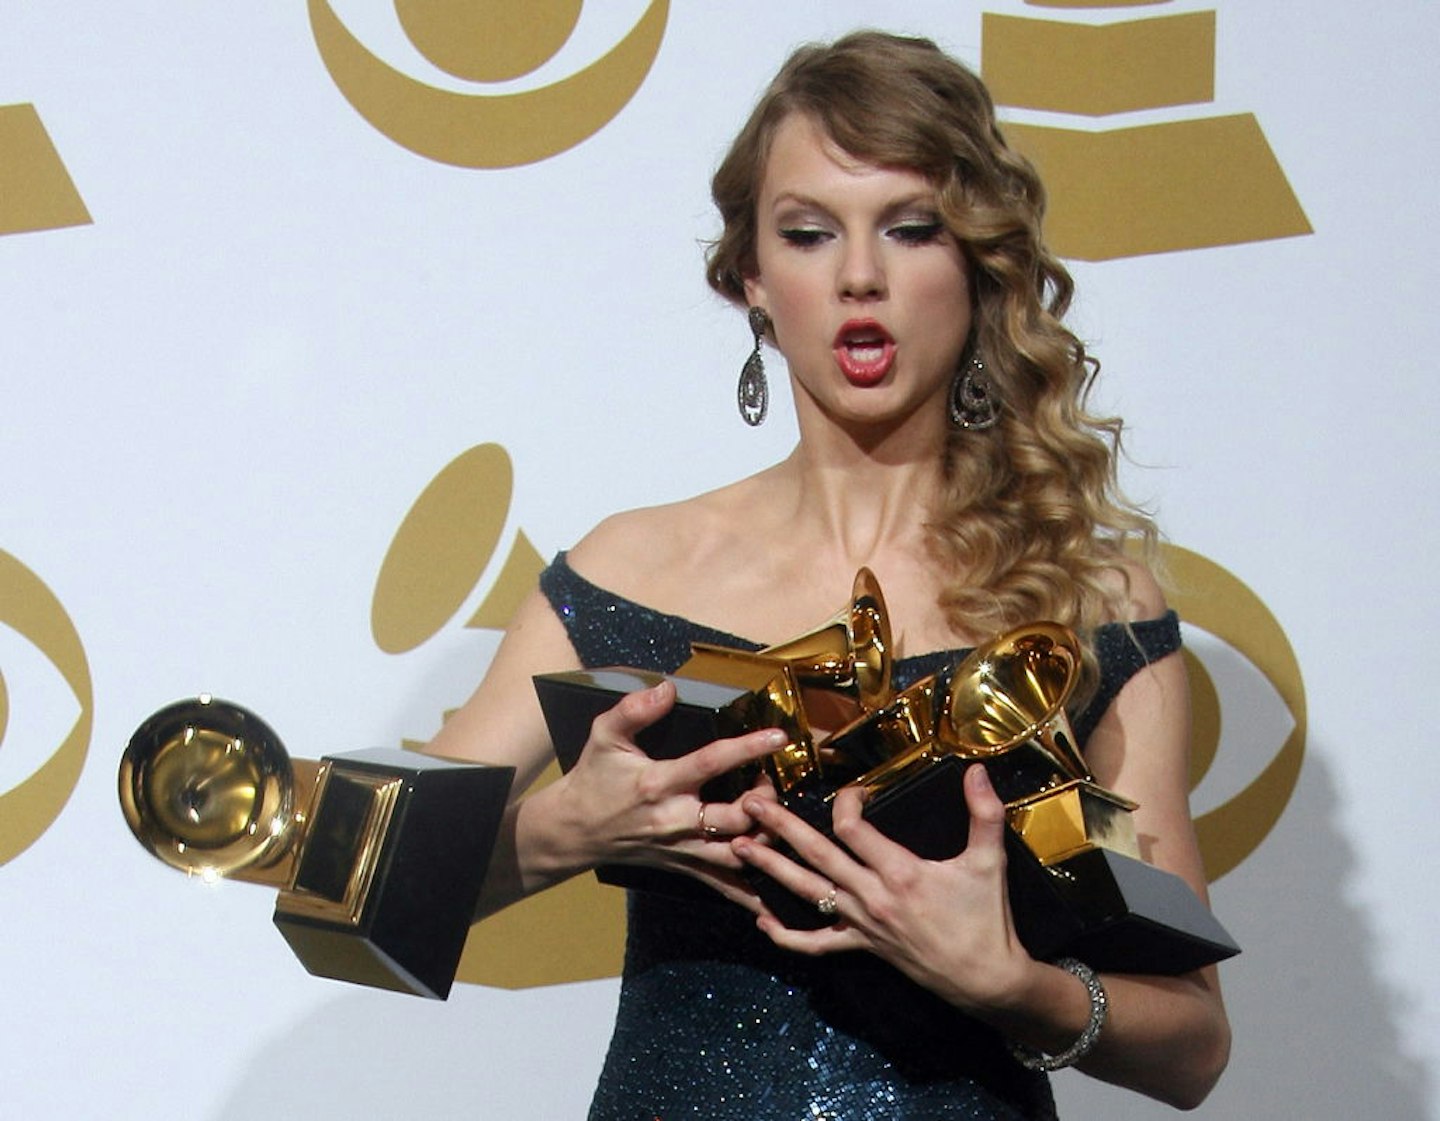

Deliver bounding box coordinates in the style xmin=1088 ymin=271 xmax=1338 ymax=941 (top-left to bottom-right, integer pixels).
xmin=941 ymin=623 xmax=1139 ymax=865
xmin=757 ymin=566 xmax=893 ymax=711
xmin=677 ymin=567 xmax=894 ymax=792
xmin=839 ymin=622 xmax=1138 ymax=863
xmin=118 ymin=695 xmax=315 ymax=887
xmin=941 ymin=622 xmax=1091 ymax=789
xmin=824 ymin=621 xmax=1236 ymax=972
xmin=119 ymin=695 xmax=514 ymax=999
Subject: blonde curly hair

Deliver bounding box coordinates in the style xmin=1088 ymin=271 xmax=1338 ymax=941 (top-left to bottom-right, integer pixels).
xmin=706 ymin=31 xmax=1157 ymax=646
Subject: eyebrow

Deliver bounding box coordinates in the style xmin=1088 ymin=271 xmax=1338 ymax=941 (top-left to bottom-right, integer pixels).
xmin=767 ymin=190 xmax=940 ymax=222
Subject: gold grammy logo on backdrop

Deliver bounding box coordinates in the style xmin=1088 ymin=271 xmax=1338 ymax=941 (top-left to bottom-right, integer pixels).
xmin=0 ymin=104 xmax=91 ymax=237
xmin=1160 ymin=544 xmax=1305 ymax=881
xmin=0 ymin=550 xmax=93 ymax=865
xmin=308 ymin=0 xmax=669 ymax=168
xmin=371 ymin=442 xmax=545 ymax=655
xmin=370 ymin=442 xmax=625 ymax=987
xmin=983 ymin=2 xmax=1311 ymax=259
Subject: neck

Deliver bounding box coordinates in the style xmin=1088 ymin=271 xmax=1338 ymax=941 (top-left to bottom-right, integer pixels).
xmin=775 ymin=407 xmax=949 ymax=567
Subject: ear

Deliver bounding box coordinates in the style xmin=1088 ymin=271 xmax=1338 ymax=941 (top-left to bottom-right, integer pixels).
xmin=742 ymin=272 xmax=766 ymax=311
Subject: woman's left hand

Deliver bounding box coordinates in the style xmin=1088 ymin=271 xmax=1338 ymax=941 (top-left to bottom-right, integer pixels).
xmin=733 ymin=763 xmax=1036 ymax=1016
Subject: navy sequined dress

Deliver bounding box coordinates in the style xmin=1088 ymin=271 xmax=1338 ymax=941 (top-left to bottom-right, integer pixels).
xmin=540 ymin=553 xmax=1182 ymax=1121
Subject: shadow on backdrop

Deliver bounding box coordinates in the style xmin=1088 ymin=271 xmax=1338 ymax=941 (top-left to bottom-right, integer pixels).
xmin=210 ymin=973 xmax=618 ymax=1120
xmin=1055 ymin=741 xmax=1432 ymax=1119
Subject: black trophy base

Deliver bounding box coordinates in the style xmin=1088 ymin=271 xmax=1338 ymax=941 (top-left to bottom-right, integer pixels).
xmin=534 ymin=667 xmax=755 ymax=902
xmin=1011 ymin=846 xmax=1240 ymax=975
xmin=272 ymin=748 xmax=513 ymax=1000
xmin=755 ymin=755 xmax=1239 ymax=975
xmin=750 ymin=753 xmax=998 ymax=929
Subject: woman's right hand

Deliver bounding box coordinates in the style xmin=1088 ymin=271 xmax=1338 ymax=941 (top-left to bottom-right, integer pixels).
xmin=529 ymin=679 xmax=788 ymax=904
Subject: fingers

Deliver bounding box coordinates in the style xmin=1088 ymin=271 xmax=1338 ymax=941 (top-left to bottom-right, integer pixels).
xmin=827 ymin=785 xmax=909 ymax=872
xmin=593 ymin=681 xmax=790 ymax=786
xmin=754 ymin=912 xmax=867 ymax=956
xmin=963 ymin=763 xmax=1007 ymax=857
xmin=693 ymin=796 xmax=758 ymax=841
xmin=677 ymin=726 xmax=791 ymax=787
xmin=732 ymin=831 xmax=843 ymax=916
xmin=734 ymin=795 xmax=860 ymax=888
xmin=590 ymin=680 xmax=677 ymax=745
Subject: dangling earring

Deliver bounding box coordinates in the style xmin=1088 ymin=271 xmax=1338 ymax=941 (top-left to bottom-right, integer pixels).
xmin=950 ymin=355 xmax=999 ymax=430
xmin=738 ymin=306 xmax=770 ymax=427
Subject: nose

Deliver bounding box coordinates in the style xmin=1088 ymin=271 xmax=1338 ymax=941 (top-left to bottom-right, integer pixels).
xmin=837 ymin=236 xmax=886 ymax=301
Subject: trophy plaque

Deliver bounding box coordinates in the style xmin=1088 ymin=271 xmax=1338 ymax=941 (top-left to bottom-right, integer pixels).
xmin=119 ymin=696 xmax=514 ymax=999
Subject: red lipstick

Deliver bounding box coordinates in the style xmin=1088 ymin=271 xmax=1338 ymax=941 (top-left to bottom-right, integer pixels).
xmin=833 ymin=319 xmax=896 ymax=386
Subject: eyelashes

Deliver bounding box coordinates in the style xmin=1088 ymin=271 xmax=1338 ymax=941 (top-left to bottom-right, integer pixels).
xmin=778 ymin=227 xmax=828 ymax=248
xmin=775 ymin=221 xmax=947 ymax=248
xmin=889 ymin=221 xmax=945 ymax=245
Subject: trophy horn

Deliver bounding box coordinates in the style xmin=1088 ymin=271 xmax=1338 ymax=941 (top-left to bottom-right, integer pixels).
xmin=759 ymin=566 xmax=893 ymax=711
xmin=118 ymin=695 xmax=316 ymax=887
xmin=836 ymin=622 xmax=1088 ymax=802
xmin=939 ymin=622 xmax=1092 ymax=796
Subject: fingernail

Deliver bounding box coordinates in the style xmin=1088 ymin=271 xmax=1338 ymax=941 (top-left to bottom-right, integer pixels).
xmin=764 ymin=729 xmax=788 ymax=747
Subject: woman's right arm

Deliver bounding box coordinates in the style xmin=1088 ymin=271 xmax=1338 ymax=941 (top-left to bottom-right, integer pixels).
xmin=424 ymin=585 xmax=783 ymax=918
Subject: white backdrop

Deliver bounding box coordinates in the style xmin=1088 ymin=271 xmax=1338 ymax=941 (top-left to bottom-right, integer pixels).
xmin=1 ymin=3 xmax=1436 ymax=1118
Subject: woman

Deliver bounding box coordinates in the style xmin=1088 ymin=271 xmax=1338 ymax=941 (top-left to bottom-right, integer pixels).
xmin=428 ymin=30 xmax=1230 ymax=1120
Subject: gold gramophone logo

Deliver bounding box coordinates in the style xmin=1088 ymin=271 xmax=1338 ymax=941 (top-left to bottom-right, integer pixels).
xmin=308 ymin=0 xmax=670 ymax=168
xmin=371 ymin=442 xmax=545 ymax=653
xmin=371 ymin=442 xmax=625 ymax=988
xmin=0 ymin=549 xmax=93 ymax=865
xmin=0 ymin=103 xmax=91 ymax=237
xmin=982 ymin=2 xmax=1311 ymax=259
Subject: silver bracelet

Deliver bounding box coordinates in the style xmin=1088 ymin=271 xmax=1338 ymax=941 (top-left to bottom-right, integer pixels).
xmin=1008 ymin=957 xmax=1109 ymax=1072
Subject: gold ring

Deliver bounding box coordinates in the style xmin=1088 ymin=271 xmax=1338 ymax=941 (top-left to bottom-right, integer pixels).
xmin=697 ymin=803 xmax=720 ymax=839
xmin=816 ymin=886 xmax=838 ymax=916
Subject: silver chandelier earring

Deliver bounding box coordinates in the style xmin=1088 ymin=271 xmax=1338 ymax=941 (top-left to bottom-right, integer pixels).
xmin=950 ymin=355 xmax=1000 ymax=430
xmin=738 ymin=306 xmax=770 ymax=427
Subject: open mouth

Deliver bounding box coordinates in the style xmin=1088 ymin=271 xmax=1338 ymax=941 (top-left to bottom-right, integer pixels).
xmin=833 ymin=320 xmax=896 ymax=385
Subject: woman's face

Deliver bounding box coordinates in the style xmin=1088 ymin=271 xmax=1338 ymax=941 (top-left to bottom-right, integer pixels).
xmin=744 ymin=113 xmax=972 ymax=434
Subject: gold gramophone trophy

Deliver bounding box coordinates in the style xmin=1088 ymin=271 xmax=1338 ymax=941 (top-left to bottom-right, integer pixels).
xmin=118 ymin=695 xmax=513 ymax=999
xmin=534 ymin=569 xmax=1236 ymax=974
xmin=800 ymin=623 xmax=1239 ymax=974
xmin=532 ymin=569 xmax=891 ymax=898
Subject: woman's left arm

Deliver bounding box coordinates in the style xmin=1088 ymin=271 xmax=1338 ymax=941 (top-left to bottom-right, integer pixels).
xmin=734 ymin=643 xmax=1231 ymax=1110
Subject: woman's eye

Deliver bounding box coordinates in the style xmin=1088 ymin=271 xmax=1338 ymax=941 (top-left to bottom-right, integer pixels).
xmin=890 ymin=222 xmax=945 ymax=245
xmin=778 ymin=227 xmax=829 ymax=247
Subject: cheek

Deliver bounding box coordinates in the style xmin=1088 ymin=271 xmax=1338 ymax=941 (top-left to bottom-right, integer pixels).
xmin=919 ymin=259 xmax=972 ymax=313
xmin=759 ymin=268 xmax=825 ymax=342
xmin=917 ymin=275 xmax=973 ymax=346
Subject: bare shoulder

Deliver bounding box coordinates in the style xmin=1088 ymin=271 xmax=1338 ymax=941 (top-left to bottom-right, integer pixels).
xmin=564 ymin=474 xmax=770 ymax=602
xmin=1099 ymin=555 xmax=1169 ymax=623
